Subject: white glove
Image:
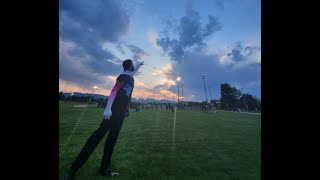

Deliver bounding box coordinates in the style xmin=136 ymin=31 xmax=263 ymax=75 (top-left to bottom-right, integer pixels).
xmin=103 ymin=108 xmax=112 ymax=120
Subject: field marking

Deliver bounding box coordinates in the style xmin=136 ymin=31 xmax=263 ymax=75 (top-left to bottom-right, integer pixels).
xmin=73 ymin=105 xmax=87 ymax=107
xmin=151 ymin=110 xmax=160 ymax=145
xmin=194 ymin=166 xmax=208 ymax=175
xmin=172 ymin=107 xmax=177 ymax=146
xmin=62 ymin=107 xmax=88 ymax=146
xmin=217 ymin=110 xmax=261 ymax=115
xmin=170 ymin=108 xmax=177 ymax=177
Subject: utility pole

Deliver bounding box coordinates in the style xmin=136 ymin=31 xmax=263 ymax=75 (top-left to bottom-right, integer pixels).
xmin=208 ymin=86 xmax=213 ymax=102
xmin=181 ymin=83 xmax=184 ymax=102
xmin=201 ymin=76 xmax=208 ymax=103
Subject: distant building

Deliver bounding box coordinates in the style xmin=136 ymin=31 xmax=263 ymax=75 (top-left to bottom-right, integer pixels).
xmin=178 ymin=101 xmax=189 ymax=105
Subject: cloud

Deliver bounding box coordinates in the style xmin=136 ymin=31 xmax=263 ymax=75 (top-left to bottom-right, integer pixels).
xmin=150 ymin=63 xmax=177 ymax=91
xmin=59 ymin=0 xmax=149 ymax=91
xmin=215 ymin=0 xmax=225 ymax=10
xmin=59 ymin=0 xmax=130 ymax=42
xmin=147 ymin=30 xmax=161 ymax=50
xmin=59 ymin=0 xmax=132 ymax=86
xmin=156 ymin=1 xmax=222 ymax=63
xmin=246 ymin=80 xmax=261 ymax=88
xmin=107 ymin=75 xmax=118 ymax=84
xmin=213 ymin=0 xmax=240 ymax=11
xmin=152 ymin=63 xmax=173 ymax=77
xmin=59 ymin=79 xmax=112 ymax=95
xmin=217 ymin=48 xmax=235 ymax=65
xmin=154 ymin=0 xmax=260 ymax=99
xmin=131 ymin=88 xmax=178 ymax=101
xmin=59 ymin=38 xmax=122 ymax=90
xmin=227 ymin=43 xmax=244 ymax=62
xmin=162 ymin=45 xmax=261 ymax=99
xmin=202 ymin=15 xmax=222 ymax=38
xmin=101 ymin=41 xmax=148 ymax=62
xmin=130 ymin=63 xmax=180 ymax=100
xmin=148 ymin=53 xmax=252 ymax=101
xmin=116 ymin=42 xmax=126 ymax=55
xmin=125 ymin=44 xmax=149 ymax=60
xmin=227 ymin=42 xmax=261 ymax=70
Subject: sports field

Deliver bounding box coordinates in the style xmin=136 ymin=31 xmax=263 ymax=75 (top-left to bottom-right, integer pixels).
xmin=59 ymin=102 xmax=261 ymax=180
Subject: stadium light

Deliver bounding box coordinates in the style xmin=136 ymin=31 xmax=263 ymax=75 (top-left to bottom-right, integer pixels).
xmin=176 ymin=76 xmax=181 ymax=102
xmin=181 ymin=83 xmax=184 ymax=102
xmin=89 ymin=85 xmax=98 ymax=104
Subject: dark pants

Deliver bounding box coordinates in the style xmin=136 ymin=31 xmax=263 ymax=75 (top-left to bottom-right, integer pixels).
xmin=70 ymin=114 xmax=125 ymax=172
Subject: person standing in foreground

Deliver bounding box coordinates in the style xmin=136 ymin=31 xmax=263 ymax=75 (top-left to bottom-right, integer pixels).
xmin=64 ymin=59 xmax=144 ymax=180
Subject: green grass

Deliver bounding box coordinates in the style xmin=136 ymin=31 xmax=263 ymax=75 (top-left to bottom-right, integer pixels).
xmin=59 ymin=102 xmax=261 ymax=180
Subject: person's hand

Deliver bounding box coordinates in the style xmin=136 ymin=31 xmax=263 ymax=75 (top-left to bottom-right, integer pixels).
xmin=140 ymin=61 xmax=144 ymax=66
xmin=103 ymin=108 xmax=112 ymax=120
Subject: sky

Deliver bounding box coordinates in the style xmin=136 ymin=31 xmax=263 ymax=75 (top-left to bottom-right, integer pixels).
xmin=59 ymin=0 xmax=261 ymax=102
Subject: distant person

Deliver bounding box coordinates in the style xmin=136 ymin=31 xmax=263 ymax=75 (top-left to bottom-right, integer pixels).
xmin=202 ymin=105 xmax=208 ymax=113
xmin=64 ymin=59 xmax=144 ymax=180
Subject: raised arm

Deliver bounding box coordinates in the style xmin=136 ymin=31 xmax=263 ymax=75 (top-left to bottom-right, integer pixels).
xmin=130 ymin=61 xmax=144 ymax=76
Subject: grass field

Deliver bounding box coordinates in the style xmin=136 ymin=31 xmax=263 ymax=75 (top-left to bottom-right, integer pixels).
xmin=59 ymin=102 xmax=261 ymax=180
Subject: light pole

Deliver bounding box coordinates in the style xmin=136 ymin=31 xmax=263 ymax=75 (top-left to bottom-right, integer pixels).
xmin=208 ymin=86 xmax=213 ymax=102
xmin=177 ymin=76 xmax=181 ymax=102
xmin=181 ymin=83 xmax=184 ymax=102
xmin=201 ymin=76 xmax=208 ymax=103
xmin=208 ymin=86 xmax=213 ymax=110
xmin=89 ymin=85 xmax=98 ymax=104
xmin=172 ymin=94 xmax=174 ymax=103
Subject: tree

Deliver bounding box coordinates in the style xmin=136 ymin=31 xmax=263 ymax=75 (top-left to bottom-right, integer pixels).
xmin=239 ymin=93 xmax=260 ymax=111
xmin=210 ymin=100 xmax=217 ymax=107
xmin=220 ymin=83 xmax=241 ymax=110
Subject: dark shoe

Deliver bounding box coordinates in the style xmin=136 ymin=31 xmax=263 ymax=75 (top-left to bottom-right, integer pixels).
xmin=100 ymin=168 xmax=120 ymax=177
xmin=64 ymin=169 xmax=76 ymax=180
